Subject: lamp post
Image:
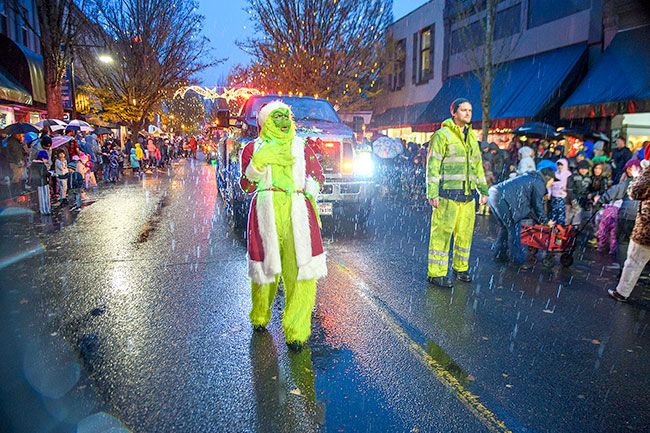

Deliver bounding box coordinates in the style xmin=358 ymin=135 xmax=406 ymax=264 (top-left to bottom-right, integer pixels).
xmin=67 ymin=42 xmax=114 ymax=120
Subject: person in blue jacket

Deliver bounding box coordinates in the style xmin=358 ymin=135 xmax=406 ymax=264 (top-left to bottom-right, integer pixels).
xmin=488 ymin=160 xmax=558 ymax=268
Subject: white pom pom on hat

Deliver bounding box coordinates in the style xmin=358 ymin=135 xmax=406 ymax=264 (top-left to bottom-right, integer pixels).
xmin=257 ymin=100 xmax=291 ymax=128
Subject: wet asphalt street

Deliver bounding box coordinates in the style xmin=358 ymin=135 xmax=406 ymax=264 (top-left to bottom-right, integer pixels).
xmin=1 ymin=157 xmax=649 ymax=433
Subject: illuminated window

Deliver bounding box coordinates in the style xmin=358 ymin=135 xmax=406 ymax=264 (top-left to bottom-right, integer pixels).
xmin=414 ymin=25 xmax=434 ymax=84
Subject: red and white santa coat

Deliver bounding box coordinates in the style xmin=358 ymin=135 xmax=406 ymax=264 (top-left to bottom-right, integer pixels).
xmin=240 ymin=136 xmax=327 ymax=284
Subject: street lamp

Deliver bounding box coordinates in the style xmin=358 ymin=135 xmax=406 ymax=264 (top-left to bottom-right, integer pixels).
xmin=98 ymin=54 xmax=114 ymax=64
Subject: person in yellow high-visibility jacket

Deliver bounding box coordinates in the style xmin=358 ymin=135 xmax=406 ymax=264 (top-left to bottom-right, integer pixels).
xmin=426 ymin=98 xmax=489 ymax=288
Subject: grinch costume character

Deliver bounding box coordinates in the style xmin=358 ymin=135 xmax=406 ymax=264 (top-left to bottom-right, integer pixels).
xmin=426 ymin=98 xmax=489 ymax=288
xmin=239 ymin=101 xmax=327 ymax=350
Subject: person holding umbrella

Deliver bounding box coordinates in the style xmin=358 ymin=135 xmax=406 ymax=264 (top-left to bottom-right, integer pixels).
xmin=426 ymin=98 xmax=489 ymax=287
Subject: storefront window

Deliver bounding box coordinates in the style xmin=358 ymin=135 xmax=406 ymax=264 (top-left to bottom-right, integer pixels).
xmin=528 ymin=0 xmax=591 ymax=29
xmin=495 ymin=3 xmax=521 ymax=40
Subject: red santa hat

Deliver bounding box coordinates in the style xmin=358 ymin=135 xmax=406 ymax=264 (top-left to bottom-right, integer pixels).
xmin=257 ymin=100 xmax=291 ymax=128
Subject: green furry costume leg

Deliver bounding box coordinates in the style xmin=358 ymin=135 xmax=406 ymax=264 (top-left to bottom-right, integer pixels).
xmin=249 ymin=192 xmax=317 ymax=344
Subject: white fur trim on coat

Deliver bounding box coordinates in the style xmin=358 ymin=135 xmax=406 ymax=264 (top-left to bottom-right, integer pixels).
xmin=255 ymin=189 xmax=282 ymax=278
xmin=257 ymin=101 xmax=290 ymax=129
xmin=247 ymin=136 xmax=327 ymax=283
xmin=297 ymin=252 xmax=328 ymax=280
xmin=305 ymin=176 xmax=320 ymax=200
xmin=248 ymin=258 xmax=277 ymax=284
xmin=290 ymin=137 xmax=312 ymax=268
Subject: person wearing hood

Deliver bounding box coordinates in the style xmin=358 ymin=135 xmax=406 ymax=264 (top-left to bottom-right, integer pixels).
xmin=549 ymin=158 xmax=571 ymax=225
xmin=135 ymin=142 xmax=145 ymax=167
xmin=30 ymin=150 xmax=51 ymax=215
xmin=425 ymin=98 xmax=489 ymax=287
xmin=488 ymin=160 xmax=556 ymax=268
xmin=594 ymin=159 xmax=641 ymax=261
xmin=516 ymin=146 xmax=536 ymax=175
xmin=488 ymin=142 xmax=508 ymax=182
xmin=130 ymin=148 xmax=140 ymax=177
xmin=568 ymin=150 xmax=588 ymax=171
xmin=566 ymin=160 xmax=592 ymax=226
xmin=239 ymin=101 xmax=327 ymax=351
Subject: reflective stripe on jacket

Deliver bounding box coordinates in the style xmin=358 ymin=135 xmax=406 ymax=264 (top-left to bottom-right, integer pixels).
xmin=426 ymin=118 xmax=489 ymax=199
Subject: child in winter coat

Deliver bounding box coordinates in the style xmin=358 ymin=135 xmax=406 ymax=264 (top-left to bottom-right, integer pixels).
xmin=68 ymin=156 xmax=86 ymax=209
xmin=54 ymin=150 xmax=69 ymax=204
xmin=30 ymin=150 xmax=51 ymax=215
xmin=516 ymin=146 xmax=536 ymax=175
xmin=597 ymin=201 xmax=622 ymax=254
xmin=548 ymin=158 xmax=571 ymax=225
xmin=130 ymin=148 xmax=140 ymax=177
xmin=135 ymin=142 xmax=145 ymax=168
xmin=108 ymin=149 xmax=120 ymax=182
xmin=147 ymin=139 xmax=157 ymax=168
xmin=566 ymin=160 xmax=592 ymax=225
xmin=80 ymin=153 xmax=96 ymax=190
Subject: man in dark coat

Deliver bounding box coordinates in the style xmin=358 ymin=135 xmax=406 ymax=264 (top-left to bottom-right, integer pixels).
xmin=611 ymin=136 xmax=633 ymax=184
xmin=488 ymin=160 xmax=557 ymax=267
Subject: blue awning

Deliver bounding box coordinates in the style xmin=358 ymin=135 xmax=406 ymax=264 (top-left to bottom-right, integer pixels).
xmin=416 ymin=43 xmax=587 ymax=126
xmin=562 ymin=25 xmax=650 ymax=119
xmin=0 ymin=65 xmax=32 ymax=105
xmin=0 ymin=34 xmax=46 ymax=105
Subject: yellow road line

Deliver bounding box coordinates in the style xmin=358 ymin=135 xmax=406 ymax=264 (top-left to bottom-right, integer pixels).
xmin=336 ymin=263 xmax=512 ymax=433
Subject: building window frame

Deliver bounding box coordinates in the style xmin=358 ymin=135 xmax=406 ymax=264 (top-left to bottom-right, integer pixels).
xmin=389 ymin=38 xmax=406 ymax=92
xmin=414 ymin=24 xmax=434 ymax=85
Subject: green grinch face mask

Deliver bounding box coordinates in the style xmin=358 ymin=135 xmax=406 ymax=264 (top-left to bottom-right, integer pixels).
xmin=260 ymin=107 xmax=295 ymax=144
xmin=271 ymin=108 xmax=291 ymax=131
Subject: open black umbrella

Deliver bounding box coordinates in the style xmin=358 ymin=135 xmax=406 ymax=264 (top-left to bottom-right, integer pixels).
xmin=93 ymin=127 xmax=112 ymax=135
xmin=513 ymin=122 xmax=561 ymax=140
xmin=1 ymin=122 xmax=40 ymax=135
xmin=558 ymin=127 xmax=610 ymax=142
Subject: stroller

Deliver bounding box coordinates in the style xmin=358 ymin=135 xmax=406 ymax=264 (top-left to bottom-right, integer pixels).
xmin=521 ymin=203 xmax=602 ymax=268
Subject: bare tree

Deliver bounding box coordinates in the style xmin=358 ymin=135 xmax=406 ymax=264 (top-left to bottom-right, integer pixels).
xmin=230 ymin=0 xmax=393 ymax=111
xmin=448 ymin=0 xmax=522 ymax=140
xmin=163 ymin=92 xmax=206 ymax=134
xmin=78 ymin=0 xmax=217 ymax=132
xmin=7 ymin=0 xmax=87 ymax=119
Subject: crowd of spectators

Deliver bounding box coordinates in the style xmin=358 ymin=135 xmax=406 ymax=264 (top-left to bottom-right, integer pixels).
xmin=374 ymin=135 xmax=650 ymax=267
xmin=0 ymin=127 xmax=201 ymax=215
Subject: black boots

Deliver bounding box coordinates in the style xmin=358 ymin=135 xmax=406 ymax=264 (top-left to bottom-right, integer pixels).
xmin=428 ymin=276 xmax=454 ymax=288
xmin=454 ymin=270 xmax=472 ymax=282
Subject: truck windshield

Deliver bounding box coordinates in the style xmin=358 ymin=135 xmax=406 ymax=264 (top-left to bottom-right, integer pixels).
xmin=248 ymin=97 xmax=340 ymax=123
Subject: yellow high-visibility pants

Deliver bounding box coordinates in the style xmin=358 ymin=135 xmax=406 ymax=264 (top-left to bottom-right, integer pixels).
xmin=428 ymin=198 xmax=476 ymax=277
xmin=250 ymin=193 xmax=317 ymax=344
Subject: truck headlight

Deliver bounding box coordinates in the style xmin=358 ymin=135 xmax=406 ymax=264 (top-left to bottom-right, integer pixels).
xmin=353 ymin=152 xmax=374 ymax=177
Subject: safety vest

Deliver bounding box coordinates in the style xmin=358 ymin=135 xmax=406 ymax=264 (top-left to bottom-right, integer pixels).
xmin=426 ymin=118 xmax=489 ymax=199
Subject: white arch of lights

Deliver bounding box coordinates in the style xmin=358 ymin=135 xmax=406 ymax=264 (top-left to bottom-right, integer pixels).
xmin=173 ymin=86 xmax=262 ymax=102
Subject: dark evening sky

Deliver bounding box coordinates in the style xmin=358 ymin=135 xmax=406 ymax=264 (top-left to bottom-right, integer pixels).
xmin=196 ymin=0 xmax=430 ymax=85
